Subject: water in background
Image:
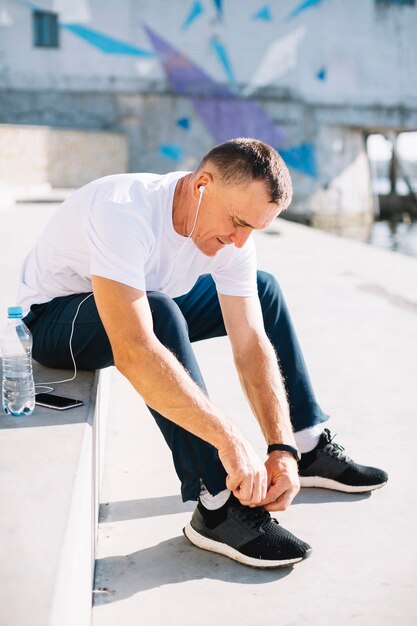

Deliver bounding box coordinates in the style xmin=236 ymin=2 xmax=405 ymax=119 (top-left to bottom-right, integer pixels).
xmin=316 ymin=175 xmax=417 ymax=259
xmin=371 ymin=175 xmax=417 ymax=258
xmin=369 ymin=219 xmax=417 ymax=258
xmin=312 ymin=220 xmax=417 ymax=259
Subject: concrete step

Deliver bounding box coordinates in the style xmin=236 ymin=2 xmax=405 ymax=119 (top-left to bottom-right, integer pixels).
xmin=0 ymin=361 xmax=114 ymax=626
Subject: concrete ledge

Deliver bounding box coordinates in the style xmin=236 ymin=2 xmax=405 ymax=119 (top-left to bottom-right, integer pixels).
xmin=0 ymin=124 xmax=128 ymax=188
xmin=0 ymin=360 xmax=114 ymax=626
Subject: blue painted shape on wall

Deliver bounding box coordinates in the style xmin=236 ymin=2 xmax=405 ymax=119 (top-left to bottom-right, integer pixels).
xmin=253 ymin=5 xmax=273 ymax=21
xmin=316 ymin=67 xmax=327 ymax=81
xmin=176 ymin=117 xmax=191 ymax=130
xmin=212 ymin=0 xmax=223 ymax=19
xmin=61 ymin=24 xmax=156 ymax=56
xmin=287 ymin=0 xmax=324 ymax=20
xmin=144 ymin=26 xmax=288 ymax=150
xmin=160 ymin=144 xmax=183 ymax=161
xmin=280 ymin=143 xmax=318 ymax=178
xmin=180 ymin=1 xmax=204 ymax=31
xmin=210 ymin=37 xmax=237 ymax=88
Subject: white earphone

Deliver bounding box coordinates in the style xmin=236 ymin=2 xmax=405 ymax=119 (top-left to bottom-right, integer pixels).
xmin=199 ymin=185 xmax=206 ymax=196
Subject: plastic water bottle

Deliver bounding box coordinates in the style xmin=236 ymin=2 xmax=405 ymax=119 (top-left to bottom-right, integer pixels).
xmin=1 ymin=306 xmax=35 ymax=416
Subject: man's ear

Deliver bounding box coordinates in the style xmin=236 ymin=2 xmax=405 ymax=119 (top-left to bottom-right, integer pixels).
xmin=193 ymin=171 xmax=213 ymax=197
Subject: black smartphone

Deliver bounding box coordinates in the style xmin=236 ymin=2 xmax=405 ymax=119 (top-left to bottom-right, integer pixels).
xmin=35 ymin=393 xmax=84 ymax=411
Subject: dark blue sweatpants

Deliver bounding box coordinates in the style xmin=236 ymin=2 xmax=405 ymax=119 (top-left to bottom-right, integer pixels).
xmin=23 ymin=271 xmax=328 ymax=501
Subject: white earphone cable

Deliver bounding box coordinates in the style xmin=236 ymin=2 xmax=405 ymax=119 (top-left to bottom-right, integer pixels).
xmin=176 ymin=184 xmax=205 ymax=255
xmin=34 ymin=292 xmax=94 ymax=393
xmin=162 ymin=185 xmax=205 ymax=291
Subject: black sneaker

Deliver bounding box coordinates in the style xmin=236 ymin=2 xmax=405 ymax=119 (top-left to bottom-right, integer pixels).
xmin=183 ymin=493 xmax=312 ymax=568
xmin=298 ymin=428 xmax=388 ymax=493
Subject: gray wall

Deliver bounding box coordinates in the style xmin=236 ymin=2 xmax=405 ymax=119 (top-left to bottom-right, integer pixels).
xmin=1 ymin=0 xmax=416 ymax=220
xmin=1 ymin=0 xmax=417 ymax=105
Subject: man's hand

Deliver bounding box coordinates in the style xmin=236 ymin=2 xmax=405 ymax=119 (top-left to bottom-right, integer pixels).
xmin=258 ymin=451 xmax=300 ymax=512
xmin=218 ymin=438 xmax=268 ymax=507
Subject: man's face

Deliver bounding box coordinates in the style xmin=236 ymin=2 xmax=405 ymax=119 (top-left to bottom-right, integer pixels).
xmin=192 ymin=178 xmax=281 ymax=257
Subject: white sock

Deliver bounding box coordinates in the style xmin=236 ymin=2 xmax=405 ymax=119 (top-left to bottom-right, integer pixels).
xmin=294 ymin=423 xmax=326 ymax=454
xmin=199 ymin=481 xmax=231 ymax=510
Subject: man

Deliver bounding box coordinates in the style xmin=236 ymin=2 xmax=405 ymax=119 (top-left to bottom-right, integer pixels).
xmin=18 ymin=138 xmax=387 ymax=569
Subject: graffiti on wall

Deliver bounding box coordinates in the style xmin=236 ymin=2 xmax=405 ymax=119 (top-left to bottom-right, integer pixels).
xmin=243 ymin=26 xmax=306 ymax=96
xmin=181 ymin=1 xmax=204 ymax=31
xmin=287 ymin=0 xmax=325 ymax=20
xmin=253 ymin=6 xmax=273 ymax=22
xmin=61 ymin=23 xmax=156 ymax=56
xmin=8 ymin=0 xmax=326 ymax=177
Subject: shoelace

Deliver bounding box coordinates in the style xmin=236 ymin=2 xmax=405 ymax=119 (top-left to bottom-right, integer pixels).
xmin=322 ymin=428 xmax=351 ymax=462
xmin=233 ymin=502 xmax=273 ymax=530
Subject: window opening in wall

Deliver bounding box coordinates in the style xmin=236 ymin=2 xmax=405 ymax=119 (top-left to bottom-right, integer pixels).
xmin=366 ymin=132 xmax=417 ymax=257
xmin=33 ymin=10 xmax=59 ymax=48
xmin=375 ymin=0 xmax=415 ymax=6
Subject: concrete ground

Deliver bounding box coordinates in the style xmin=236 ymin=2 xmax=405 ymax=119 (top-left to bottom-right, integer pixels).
xmin=2 ymin=198 xmax=417 ymax=625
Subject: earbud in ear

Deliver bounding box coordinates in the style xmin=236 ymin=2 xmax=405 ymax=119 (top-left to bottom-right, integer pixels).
xmin=199 ymin=185 xmax=206 ymax=195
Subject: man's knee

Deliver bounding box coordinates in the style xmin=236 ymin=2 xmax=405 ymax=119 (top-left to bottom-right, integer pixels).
xmin=257 ymin=270 xmax=283 ymax=303
xmin=147 ymin=291 xmax=189 ymax=342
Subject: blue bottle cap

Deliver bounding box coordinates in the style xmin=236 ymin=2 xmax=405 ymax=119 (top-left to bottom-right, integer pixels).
xmin=8 ymin=306 xmax=23 ymax=319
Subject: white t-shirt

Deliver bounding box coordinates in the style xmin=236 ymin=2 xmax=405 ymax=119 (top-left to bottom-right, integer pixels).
xmin=17 ymin=171 xmax=258 ymax=317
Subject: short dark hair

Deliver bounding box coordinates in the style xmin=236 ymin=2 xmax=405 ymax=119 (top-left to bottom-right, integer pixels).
xmin=197 ymin=138 xmax=292 ymax=209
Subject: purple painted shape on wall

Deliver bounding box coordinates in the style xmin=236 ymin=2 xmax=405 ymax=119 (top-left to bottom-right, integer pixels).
xmin=192 ymin=97 xmax=286 ymax=146
xmin=144 ymin=26 xmax=287 ymax=147
xmin=144 ymin=25 xmax=229 ymax=97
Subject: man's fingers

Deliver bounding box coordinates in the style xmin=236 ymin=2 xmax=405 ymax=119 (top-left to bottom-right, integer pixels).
xmin=250 ymin=471 xmax=267 ymax=506
xmin=236 ymin=471 xmax=267 ymax=507
xmin=225 ymin=474 xmax=240 ymax=493
xmin=226 ymin=474 xmax=254 ymax=504
xmin=262 ymin=482 xmax=287 ymax=505
xmin=235 ymin=475 xmax=254 ymax=504
xmin=263 ymin=488 xmax=297 ymax=512
xmin=220 ymin=439 xmax=268 ymax=506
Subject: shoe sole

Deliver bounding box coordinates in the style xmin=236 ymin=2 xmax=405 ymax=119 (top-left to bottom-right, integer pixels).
xmin=183 ymin=523 xmax=311 ymax=568
xmin=299 ymin=476 xmax=388 ymax=493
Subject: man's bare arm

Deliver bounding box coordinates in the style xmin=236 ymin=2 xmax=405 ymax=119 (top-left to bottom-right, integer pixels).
xmin=91 ymin=275 xmax=268 ymax=505
xmin=218 ymin=293 xmax=295 ymax=445
xmin=219 ymin=292 xmax=300 ymax=510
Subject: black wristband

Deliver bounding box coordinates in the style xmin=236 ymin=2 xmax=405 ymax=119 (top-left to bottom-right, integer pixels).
xmin=267 ymin=443 xmax=301 ymax=461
